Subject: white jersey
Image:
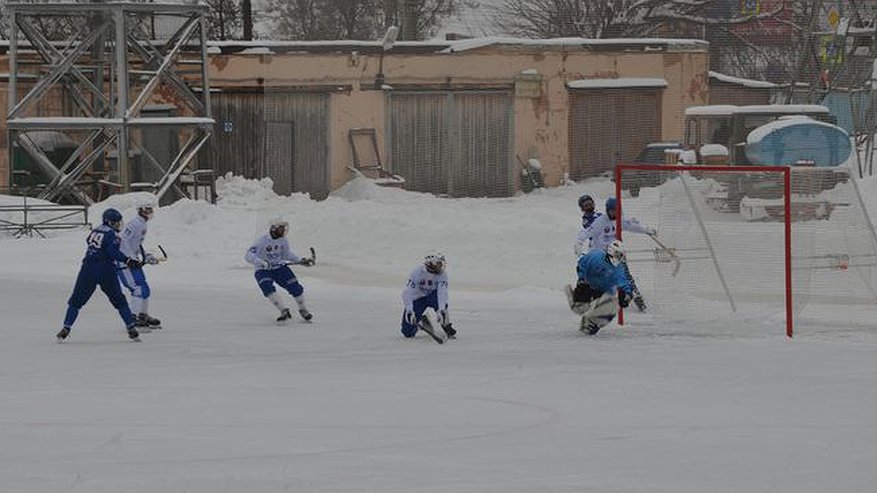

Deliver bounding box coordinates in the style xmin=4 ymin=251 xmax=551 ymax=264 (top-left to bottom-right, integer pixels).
xmin=245 ymin=233 xmax=303 ymax=269
xmin=119 ymin=214 xmax=148 ymax=261
xmin=401 ymin=265 xmax=449 ymax=310
xmin=577 ymin=214 xmax=651 ymax=254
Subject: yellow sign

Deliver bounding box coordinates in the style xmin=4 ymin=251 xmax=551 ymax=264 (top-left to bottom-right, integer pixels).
xmin=827 ymin=6 xmax=840 ymax=29
xmin=741 ymin=0 xmax=759 ymax=15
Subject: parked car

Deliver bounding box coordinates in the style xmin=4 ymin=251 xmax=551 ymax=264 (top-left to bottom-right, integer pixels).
xmin=616 ymin=142 xmax=685 ymax=197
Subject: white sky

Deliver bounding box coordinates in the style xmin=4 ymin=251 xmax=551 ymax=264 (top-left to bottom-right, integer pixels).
xmin=1 ymin=172 xmax=876 ymax=491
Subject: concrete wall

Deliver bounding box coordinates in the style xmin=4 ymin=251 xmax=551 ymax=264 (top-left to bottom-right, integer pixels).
xmin=207 ymin=45 xmax=709 ymax=189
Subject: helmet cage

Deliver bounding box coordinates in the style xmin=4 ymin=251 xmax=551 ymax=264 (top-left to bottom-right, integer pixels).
xmin=424 ymin=253 xmax=446 ymax=274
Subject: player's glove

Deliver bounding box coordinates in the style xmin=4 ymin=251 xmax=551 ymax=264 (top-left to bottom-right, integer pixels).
xmin=144 ymin=253 xmax=160 ymax=265
xmin=125 ymin=257 xmax=143 ymax=269
xmin=438 ymin=308 xmax=449 ymax=327
xmin=646 ymin=227 xmax=657 ymax=236
xmin=298 ymin=257 xmax=314 ymax=267
xmin=618 ymin=290 xmax=632 ymax=309
xmin=403 ymin=308 xmax=416 ymax=326
xmin=257 ymin=259 xmax=270 ymax=270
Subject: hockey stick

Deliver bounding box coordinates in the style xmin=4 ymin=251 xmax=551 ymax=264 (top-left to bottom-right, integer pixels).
xmin=286 ymin=247 xmax=317 ymax=266
xmin=647 ymin=234 xmax=681 ymax=276
xmin=157 ymin=244 xmax=168 ymax=261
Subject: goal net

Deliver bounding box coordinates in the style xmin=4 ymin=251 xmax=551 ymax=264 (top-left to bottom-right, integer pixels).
xmin=614 ymin=164 xmax=877 ymax=337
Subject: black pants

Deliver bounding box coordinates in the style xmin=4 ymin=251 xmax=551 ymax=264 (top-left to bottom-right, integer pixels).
xmin=573 ymin=281 xmax=603 ymax=304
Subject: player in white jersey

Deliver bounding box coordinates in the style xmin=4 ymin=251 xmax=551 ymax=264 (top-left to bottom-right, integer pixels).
xmin=400 ymin=253 xmax=456 ymax=341
xmin=244 ymin=220 xmax=314 ymax=322
xmin=117 ymin=199 xmax=162 ymax=331
xmin=576 ymin=197 xmax=655 ymax=311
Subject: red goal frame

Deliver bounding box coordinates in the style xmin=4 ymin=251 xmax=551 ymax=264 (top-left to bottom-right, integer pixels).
xmin=614 ymin=164 xmax=794 ymax=337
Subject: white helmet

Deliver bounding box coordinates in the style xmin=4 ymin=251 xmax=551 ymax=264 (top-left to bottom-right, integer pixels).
xmin=424 ymin=252 xmax=446 ymax=274
xmin=606 ymin=240 xmax=626 ymax=266
xmin=137 ymin=197 xmax=157 ymax=219
xmin=269 ymin=219 xmax=289 ymax=239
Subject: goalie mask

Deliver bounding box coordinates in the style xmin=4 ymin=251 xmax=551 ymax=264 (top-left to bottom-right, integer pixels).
xmin=424 ymin=253 xmax=446 ymax=274
xmin=606 ymin=239 xmax=626 ymax=266
xmin=269 ymin=220 xmax=288 ymax=239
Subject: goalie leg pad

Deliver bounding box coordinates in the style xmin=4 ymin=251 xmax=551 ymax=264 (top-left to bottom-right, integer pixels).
xmin=579 ymin=293 xmax=618 ymax=334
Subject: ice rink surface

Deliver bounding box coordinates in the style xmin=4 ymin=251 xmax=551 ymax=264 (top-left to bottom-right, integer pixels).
xmin=2 ymin=174 xmax=876 ymax=492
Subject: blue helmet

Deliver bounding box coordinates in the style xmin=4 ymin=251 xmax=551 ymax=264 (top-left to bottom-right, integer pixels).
xmin=605 ymin=197 xmax=617 ymax=211
xmin=102 ymin=208 xmax=122 ymax=227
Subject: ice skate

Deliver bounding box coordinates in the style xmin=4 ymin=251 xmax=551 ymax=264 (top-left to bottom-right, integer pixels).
xmin=298 ymin=308 xmax=313 ymax=322
xmin=580 ymin=317 xmax=601 ymax=335
xmin=134 ymin=314 xmax=152 ymax=333
xmin=441 ymin=323 xmax=456 ymax=339
xmin=142 ymin=314 xmax=162 ymax=329
xmin=127 ymin=327 xmax=141 ymax=341
xmin=276 ymin=308 xmax=292 ymax=322
xmin=56 ymin=327 xmax=70 ymax=342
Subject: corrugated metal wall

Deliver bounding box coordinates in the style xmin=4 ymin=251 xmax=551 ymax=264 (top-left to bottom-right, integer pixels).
xmin=387 ymin=91 xmax=513 ymax=197
xmin=205 ymin=92 xmax=264 ymax=179
xmin=263 ymin=91 xmax=330 ymax=198
xmin=204 ymin=91 xmax=330 ymax=198
xmin=568 ymin=89 xmax=661 ymax=179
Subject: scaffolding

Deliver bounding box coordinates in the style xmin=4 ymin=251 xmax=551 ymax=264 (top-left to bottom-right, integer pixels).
xmin=5 ymin=1 xmax=214 ymax=204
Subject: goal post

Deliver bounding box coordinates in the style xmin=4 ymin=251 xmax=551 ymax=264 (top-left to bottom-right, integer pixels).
xmin=613 ymin=164 xmax=877 ymax=337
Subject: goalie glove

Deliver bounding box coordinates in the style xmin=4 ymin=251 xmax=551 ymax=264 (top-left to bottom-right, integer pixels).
xmin=403 ymin=308 xmax=416 ymax=326
xmin=618 ymin=290 xmax=632 ymax=309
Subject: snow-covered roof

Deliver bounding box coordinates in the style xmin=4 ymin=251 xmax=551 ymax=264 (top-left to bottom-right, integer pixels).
xmin=684 ymin=105 xmax=739 ymax=116
xmin=6 ymin=117 xmax=214 ymax=129
xmin=442 ymin=37 xmax=708 ymax=54
xmin=684 ymin=104 xmax=830 ymax=117
xmin=567 ymin=78 xmax=667 ymax=90
xmin=733 ymin=105 xmax=830 ymax=115
xmin=709 ymin=71 xmax=777 ymax=89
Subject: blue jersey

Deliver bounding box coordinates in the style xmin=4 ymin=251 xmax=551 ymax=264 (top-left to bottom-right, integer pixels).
xmin=82 ymin=224 xmax=128 ymax=264
xmin=576 ymin=250 xmax=633 ymax=295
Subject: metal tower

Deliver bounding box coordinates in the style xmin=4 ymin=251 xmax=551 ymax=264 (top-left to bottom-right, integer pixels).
xmin=6 ymin=1 xmax=213 ymax=204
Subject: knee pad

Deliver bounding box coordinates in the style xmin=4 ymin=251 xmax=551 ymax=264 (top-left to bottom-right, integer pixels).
xmin=285 ymin=281 xmax=303 ymax=298
xmin=401 ymin=323 xmax=418 ymax=338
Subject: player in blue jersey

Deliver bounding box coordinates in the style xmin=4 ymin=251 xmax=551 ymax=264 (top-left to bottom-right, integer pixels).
xmin=245 ymin=219 xmax=314 ymax=322
xmin=117 ymin=199 xmax=162 ymax=331
xmin=564 ymin=240 xmax=634 ymax=335
xmin=57 ymin=208 xmax=143 ymax=342
xmin=576 ymin=197 xmax=654 ymax=311
xmin=400 ymin=253 xmax=455 ymax=342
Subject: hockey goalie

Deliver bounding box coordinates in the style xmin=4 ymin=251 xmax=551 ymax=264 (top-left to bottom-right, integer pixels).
xmin=564 ymin=240 xmax=634 ymax=335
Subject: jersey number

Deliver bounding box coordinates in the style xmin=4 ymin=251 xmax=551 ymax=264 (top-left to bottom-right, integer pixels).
xmin=87 ymin=232 xmax=105 ymax=249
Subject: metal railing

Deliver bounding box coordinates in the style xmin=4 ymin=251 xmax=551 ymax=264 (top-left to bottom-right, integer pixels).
xmin=0 ymin=189 xmax=90 ymax=238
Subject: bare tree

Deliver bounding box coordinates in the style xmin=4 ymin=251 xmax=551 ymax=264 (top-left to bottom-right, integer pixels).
xmin=490 ymin=0 xmax=781 ymax=39
xmin=205 ymin=0 xmax=244 ymax=41
xmin=266 ymin=0 xmax=454 ymax=40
